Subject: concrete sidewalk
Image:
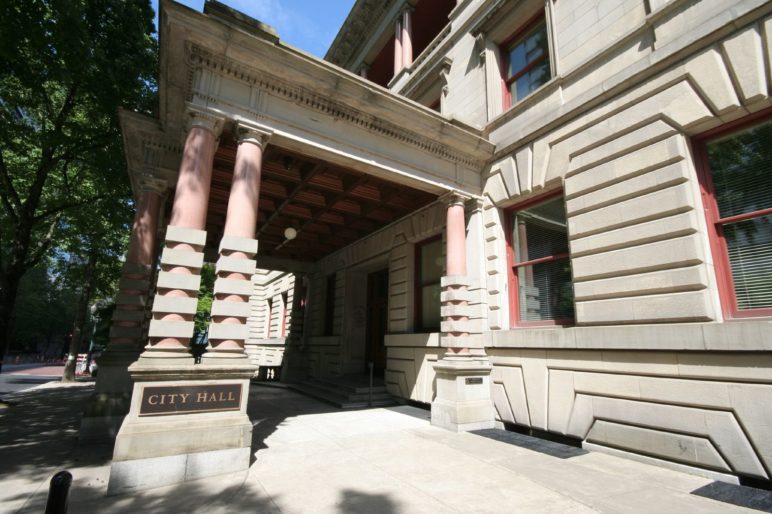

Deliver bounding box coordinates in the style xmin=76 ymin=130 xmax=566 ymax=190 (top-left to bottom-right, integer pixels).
xmin=1 ymin=383 xmax=771 ymax=513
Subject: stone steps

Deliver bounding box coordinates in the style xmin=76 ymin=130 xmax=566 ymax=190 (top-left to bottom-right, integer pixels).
xmin=288 ymin=376 xmax=398 ymax=409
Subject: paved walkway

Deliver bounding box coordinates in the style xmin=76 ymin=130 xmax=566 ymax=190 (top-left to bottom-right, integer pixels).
xmin=1 ymin=382 xmax=771 ymax=513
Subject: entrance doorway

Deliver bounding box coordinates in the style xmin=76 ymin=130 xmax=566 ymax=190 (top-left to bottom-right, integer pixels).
xmin=365 ymin=269 xmax=389 ymax=376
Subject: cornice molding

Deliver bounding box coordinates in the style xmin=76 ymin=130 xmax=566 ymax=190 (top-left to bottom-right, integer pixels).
xmin=186 ymin=43 xmax=489 ymax=169
xmin=325 ymin=0 xmax=399 ymax=67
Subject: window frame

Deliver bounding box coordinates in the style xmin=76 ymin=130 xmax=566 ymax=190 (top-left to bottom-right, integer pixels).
xmin=499 ymin=11 xmax=551 ymax=110
xmin=414 ymin=234 xmax=443 ymax=333
xmin=505 ymin=189 xmax=574 ymax=327
xmin=693 ymin=107 xmax=772 ymax=319
xmin=280 ymin=292 xmax=288 ymax=337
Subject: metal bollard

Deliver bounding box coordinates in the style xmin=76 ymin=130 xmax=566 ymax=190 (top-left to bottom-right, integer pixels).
xmin=45 ymin=471 xmax=72 ymax=514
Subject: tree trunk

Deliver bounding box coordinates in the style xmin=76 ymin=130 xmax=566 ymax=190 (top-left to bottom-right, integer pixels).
xmin=62 ymin=249 xmax=98 ymax=382
xmin=0 ymin=277 xmax=21 ymax=375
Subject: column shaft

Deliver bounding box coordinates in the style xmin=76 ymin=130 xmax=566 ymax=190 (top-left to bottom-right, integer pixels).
xmin=206 ymin=125 xmax=269 ymax=361
xmin=402 ymin=8 xmax=413 ymax=68
xmin=394 ymin=18 xmax=403 ymax=76
xmin=145 ymin=113 xmax=221 ymax=356
xmin=109 ymin=187 xmax=164 ymax=349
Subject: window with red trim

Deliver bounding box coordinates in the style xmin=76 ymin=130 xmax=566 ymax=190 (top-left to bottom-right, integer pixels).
xmin=501 ymin=14 xmax=551 ymax=109
xmin=696 ymin=113 xmax=772 ymax=317
xmin=507 ymin=193 xmax=574 ymax=325
xmin=415 ymin=236 xmax=443 ymax=331
xmin=280 ymin=292 xmax=288 ymax=337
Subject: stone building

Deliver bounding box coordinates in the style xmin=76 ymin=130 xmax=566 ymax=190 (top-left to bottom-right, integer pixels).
xmin=87 ymin=0 xmax=772 ymax=492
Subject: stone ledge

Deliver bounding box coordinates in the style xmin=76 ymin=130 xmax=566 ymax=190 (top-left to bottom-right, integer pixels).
xmin=216 ymin=255 xmax=257 ymax=275
xmin=214 ymin=277 xmax=254 ymax=296
xmin=118 ymin=276 xmax=151 ymax=291
xmin=165 ymin=225 xmax=207 ymax=247
xmin=441 ymin=319 xmax=485 ymax=334
xmin=161 ymin=248 xmax=205 ymax=269
xmin=208 ymin=322 xmax=249 ymax=341
xmin=487 ymin=320 xmax=772 ymax=351
xmin=115 ymin=293 xmax=148 ymax=307
xmin=148 ymin=319 xmax=195 ymax=339
xmin=157 ymin=271 xmax=201 ymax=292
xmin=152 ymin=295 xmax=199 ymax=315
xmin=219 ymin=235 xmax=258 ymax=256
xmin=211 ymin=300 xmax=251 ymax=318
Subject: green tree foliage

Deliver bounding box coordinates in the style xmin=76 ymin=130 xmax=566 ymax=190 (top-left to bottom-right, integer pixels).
xmin=12 ymin=261 xmax=77 ymax=358
xmin=0 ymin=1 xmax=157 ymax=369
xmin=195 ymin=263 xmax=216 ymax=335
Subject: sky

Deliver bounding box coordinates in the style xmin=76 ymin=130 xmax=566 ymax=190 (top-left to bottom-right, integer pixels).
xmin=150 ymin=0 xmax=357 ymax=58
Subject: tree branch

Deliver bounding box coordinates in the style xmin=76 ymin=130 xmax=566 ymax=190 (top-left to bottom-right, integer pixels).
xmin=25 ymin=212 xmax=62 ymax=268
xmin=0 ymin=148 xmax=21 ymax=222
xmin=24 ymin=83 xmax=79 ymax=219
xmin=33 ymin=193 xmax=110 ymax=222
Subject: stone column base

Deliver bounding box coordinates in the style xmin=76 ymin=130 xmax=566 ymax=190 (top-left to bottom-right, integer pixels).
xmin=79 ymin=349 xmax=142 ymax=441
xmin=107 ymin=361 xmax=256 ymax=493
xmin=431 ymin=354 xmax=495 ymax=432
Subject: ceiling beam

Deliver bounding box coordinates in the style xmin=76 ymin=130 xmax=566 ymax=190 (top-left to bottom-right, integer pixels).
xmin=256 ymin=161 xmax=325 ymax=239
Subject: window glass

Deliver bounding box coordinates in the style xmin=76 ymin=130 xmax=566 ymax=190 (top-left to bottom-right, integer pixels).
xmin=512 ymin=196 xmax=573 ymax=322
xmin=705 ymin=120 xmax=772 ymax=311
xmin=505 ymin=19 xmax=551 ymax=105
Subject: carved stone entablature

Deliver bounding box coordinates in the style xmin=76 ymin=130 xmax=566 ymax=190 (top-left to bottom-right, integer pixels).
xmin=185 ymin=44 xmax=489 ymax=170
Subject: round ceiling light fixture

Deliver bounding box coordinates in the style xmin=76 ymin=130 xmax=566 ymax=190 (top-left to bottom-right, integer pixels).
xmin=284 ymin=227 xmax=298 ymax=240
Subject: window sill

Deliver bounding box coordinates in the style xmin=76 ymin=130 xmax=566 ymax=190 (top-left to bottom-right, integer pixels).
xmin=488 ymin=320 xmax=772 ymax=352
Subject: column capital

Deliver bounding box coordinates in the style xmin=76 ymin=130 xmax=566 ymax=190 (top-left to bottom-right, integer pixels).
xmin=439 ymin=190 xmax=473 ymax=208
xmin=400 ymin=3 xmax=415 ymax=15
xmin=235 ymin=121 xmax=272 ymax=149
xmin=185 ymin=105 xmax=225 ymax=137
xmin=137 ymin=173 xmax=169 ymax=196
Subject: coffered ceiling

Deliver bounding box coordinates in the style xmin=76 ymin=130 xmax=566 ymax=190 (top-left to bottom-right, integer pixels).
xmin=204 ymin=137 xmax=438 ymax=262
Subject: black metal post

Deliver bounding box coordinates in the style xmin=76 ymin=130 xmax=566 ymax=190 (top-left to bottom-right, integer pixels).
xmin=45 ymin=471 xmax=72 ymax=514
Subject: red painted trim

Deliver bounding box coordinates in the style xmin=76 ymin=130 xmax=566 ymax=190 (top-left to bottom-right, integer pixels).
xmin=693 ymin=108 xmax=772 ymax=319
xmin=500 ymin=11 xmax=547 ymax=110
xmin=715 ymin=207 xmax=772 ymax=225
xmin=280 ymin=292 xmax=288 ymax=337
xmin=414 ymin=234 xmax=442 ymax=332
xmin=512 ymin=252 xmax=570 ymax=269
xmin=504 ymin=189 xmax=573 ymax=328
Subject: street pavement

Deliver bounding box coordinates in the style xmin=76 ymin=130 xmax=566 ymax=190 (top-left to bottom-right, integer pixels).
xmin=1 ymin=382 xmax=771 ymax=513
xmin=0 ymin=364 xmax=65 ymax=395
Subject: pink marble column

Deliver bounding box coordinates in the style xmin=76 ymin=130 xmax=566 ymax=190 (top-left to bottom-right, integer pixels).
xmin=205 ymin=123 xmax=271 ymax=362
xmin=108 ymin=177 xmax=167 ymax=350
xmin=148 ymin=111 xmax=222 ymax=352
xmin=394 ymin=17 xmax=403 ymax=76
xmin=359 ymin=64 xmax=369 ymax=80
xmin=443 ymin=193 xmax=469 ymax=354
xmin=446 ymin=199 xmax=467 ymax=277
xmin=401 ymin=7 xmax=413 ymax=69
